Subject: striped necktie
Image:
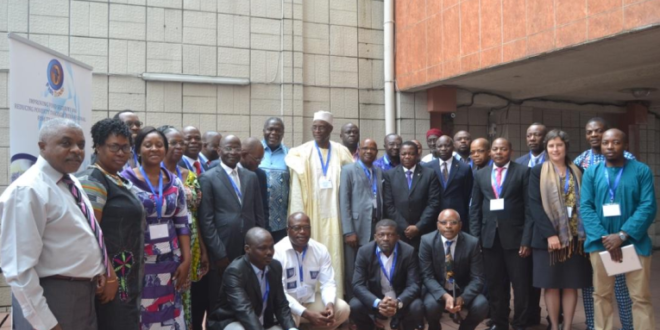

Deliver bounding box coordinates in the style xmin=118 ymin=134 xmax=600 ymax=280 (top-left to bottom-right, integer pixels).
xmin=61 ymin=174 xmax=110 ymax=276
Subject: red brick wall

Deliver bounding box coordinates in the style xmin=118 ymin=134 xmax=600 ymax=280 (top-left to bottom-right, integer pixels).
xmin=395 ymin=0 xmax=660 ymax=91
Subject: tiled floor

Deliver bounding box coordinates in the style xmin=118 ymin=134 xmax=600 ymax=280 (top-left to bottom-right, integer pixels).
xmin=1 ymin=251 xmax=659 ymax=330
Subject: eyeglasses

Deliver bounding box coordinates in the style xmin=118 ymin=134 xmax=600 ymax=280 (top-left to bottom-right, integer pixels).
xmin=288 ymin=225 xmax=311 ymax=232
xmin=105 ymin=144 xmax=132 ymax=153
xmin=125 ymin=121 xmax=143 ymax=128
xmin=438 ymin=220 xmax=460 ymax=226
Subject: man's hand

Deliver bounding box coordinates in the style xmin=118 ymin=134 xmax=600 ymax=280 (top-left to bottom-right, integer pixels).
xmin=442 ymin=294 xmax=458 ymax=313
xmin=95 ymin=274 xmax=107 ymax=294
xmin=609 ymin=247 xmax=623 ymax=262
xmin=97 ymin=277 xmax=119 ymax=304
xmin=344 ymin=234 xmax=358 ymax=249
xmin=199 ymin=246 xmax=210 ymax=278
xmin=519 ymin=246 xmax=531 ymax=258
xmin=453 ymin=296 xmax=464 ymax=313
xmin=404 ymin=225 xmax=420 ymax=239
xmin=602 ymin=234 xmax=623 ymax=251
xmin=302 ymin=309 xmax=332 ymax=327
xmin=216 ymin=257 xmax=230 ymax=277
xmin=379 ymin=297 xmax=397 ymax=317
xmin=547 ymin=236 xmax=561 ymax=251
xmin=324 ymin=303 xmax=335 ymax=322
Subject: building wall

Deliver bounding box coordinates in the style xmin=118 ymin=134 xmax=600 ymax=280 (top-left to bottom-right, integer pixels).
xmin=395 ymin=0 xmax=660 ymax=90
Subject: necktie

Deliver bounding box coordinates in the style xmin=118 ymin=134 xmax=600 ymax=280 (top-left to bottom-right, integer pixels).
xmin=405 ymin=170 xmax=413 ymax=189
xmin=445 ymin=240 xmax=454 ymax=285
xmin=496 ymin=167 xmax=504 ymax=188
xmin=61 ymin=174 xmax=110 ymax=276
xmin=193 ymin=161 xmax=202 ymax=175
xmin=442 ymin=162 xmax=449 ymax=183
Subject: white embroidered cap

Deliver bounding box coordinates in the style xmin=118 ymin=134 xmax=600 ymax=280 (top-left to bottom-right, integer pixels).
xmin=313 ymin=110 xmax=333 ymax=126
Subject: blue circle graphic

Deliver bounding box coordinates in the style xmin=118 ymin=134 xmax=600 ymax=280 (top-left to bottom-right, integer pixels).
xmin=47 ymin=59 xmax=64 ymax=91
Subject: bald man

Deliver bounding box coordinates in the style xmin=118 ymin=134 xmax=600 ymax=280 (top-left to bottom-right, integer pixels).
xmin=179 ymin=126 xmax=208 ymax=175
xmin=241 ymin=137 xmax=269 ymax=238
xmin=208 ymin=228 xmax=297 ymax=330
xmin=469 ymin=138 xmax=492 ymax=174
xmin=198 ymin=135 xmax=265 ymax=325
xmin=340 ymin=123 xmax=360 ymax=161
xmin=200 ymin=131 xmax=222 ymax=166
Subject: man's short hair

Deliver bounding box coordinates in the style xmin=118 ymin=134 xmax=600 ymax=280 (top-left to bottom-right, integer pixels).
xmin=39 ymin=118 xmax=81 ymax=142
xmin=586 ymin=117 xmax=609 ymax=129
xmin=112 ymin=109 xmax=135 ymax=120
xmin=402 ymin=141 xmax=418 ymax=154
xmin=374 ymin=219 xmax=398 ymax=230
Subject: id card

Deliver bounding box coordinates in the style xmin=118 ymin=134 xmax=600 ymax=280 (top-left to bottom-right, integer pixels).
xmin=490 ymin=198 xmax=504 ymax=211
xmin=603 ymin=203 xmax=621 ymax=217
xmin=149 ymin=223 xmax=169 ymax=239
xmin=567 ymin=206 xmax=573 ymax=218
xmin=319 ymin=178 xmax=333 ymax=189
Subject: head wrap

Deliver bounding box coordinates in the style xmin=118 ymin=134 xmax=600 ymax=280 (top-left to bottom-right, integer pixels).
xmin=426 ymin=128 xmax=443 ymax=139
xmin=313 ymin=111 xmax=333 ymax=126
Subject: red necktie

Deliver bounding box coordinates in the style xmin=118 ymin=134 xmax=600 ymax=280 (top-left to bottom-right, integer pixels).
xmin=193 ymin=161 xmax=202 ymax=175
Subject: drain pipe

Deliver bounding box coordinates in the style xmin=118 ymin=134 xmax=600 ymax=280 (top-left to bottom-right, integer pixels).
xmin=384 ymin=0 xmax=396 ymax=134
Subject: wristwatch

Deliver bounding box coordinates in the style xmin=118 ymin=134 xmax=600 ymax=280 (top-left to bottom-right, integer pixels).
xmin=618 ymin=232 xmax=628 ymax=242
xmin=397 ymin=299 xmax=403 ymax=310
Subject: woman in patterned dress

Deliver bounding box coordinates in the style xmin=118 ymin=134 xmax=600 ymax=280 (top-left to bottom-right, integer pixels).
xmin=77 ymin=118 xmax=145 ymax=330
xmin=123 ymin=127 xmax=191 ymax=330
xmin=158 ymin=125 xmax=209 ymax=330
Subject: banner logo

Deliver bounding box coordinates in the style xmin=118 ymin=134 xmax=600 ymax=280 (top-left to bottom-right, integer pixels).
xmin=47 ymin=59 xmax=64 ymax=97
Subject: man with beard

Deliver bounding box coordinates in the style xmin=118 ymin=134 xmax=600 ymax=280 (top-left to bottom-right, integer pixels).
xmin=2 ymin=118 xmax=109 ymax=330
xmin=179 ymin=126 xmax=209 ymax=176
xmin=469 ymin=138 xmax=492 ymax=174
xmin=200 ymin=131 xmax=222 ymax=167
xmin=198 ymin=135 xmax=265 ymax=325
xmin=515 ymin=123 xmax=547 ymax=168
xmin=340 ymin=123 xmax=360 ymax=162
xmin=340 ymin=139 xmax=384 ymax=300
xmin=207 ymin=228 xmax=297 ymax=330
xmin=421 ymin=128 xmax=443 ymax=163
xmin=286 ymin=111 xmax=354 ymax=298
xmin=373 ymin=133 xmax=402 ymax=172
xmin=273 ymin=212 xmax=350 ymax=330
xmin=452 ymin=131 xmax=472 ymax=164
xmin=260 ymin=117 xmax=290 ymax=243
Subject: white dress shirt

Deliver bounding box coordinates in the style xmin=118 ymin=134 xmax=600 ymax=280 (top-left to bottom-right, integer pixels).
xmin=491 ymin=161 xmax=511 ymax=192
xmin=440 ymin=234 xmax=458 ymax=260
xmin=250 ymin=263 xmax=269 ymax=325
xmin=0 ymin=157 xmax=104 ymax=330
xmin=402 ymin=164 xmax=416 ymax=175
xmin=378 ymin=250 xmax=397 ymax=299
xmin=421 ymin=153 xmax=434 ymax=163
xmin=438 ymin=157 xmax=454 ymax=177
xmin=273 ymin=238 xmax=337 ymax=316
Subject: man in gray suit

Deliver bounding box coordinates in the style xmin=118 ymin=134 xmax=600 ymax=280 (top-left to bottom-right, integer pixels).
xmin=339 ymin=138 xmax=383 ymax=300
xmin=198 ymin=135 xmax=265 ymax=326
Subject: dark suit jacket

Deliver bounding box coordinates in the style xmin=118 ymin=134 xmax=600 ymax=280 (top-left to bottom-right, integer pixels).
xmin=179 ymin=157 xmax=210 ymax=174
xmin=198 ymin=164 xmax=265 ymax=262
xmin=528 ymin=164 xmax=583 ymax=249
xmin=208 ymin=161 xmax=269 ymax=225
xmin=422 ymin=159 xmax=473 ymax=228
xmin=352 ymin=241 xmax=421 ymax=312
xmin=340 ymin=162 xmax=384 ymax=245
xmin=515 ymin=151 xmax=546 ymax=168
xmin=419 ymin=231 xmax=484 ymax=305
xmin=469 ymin=161 xmax=532 ymax=249
xmin=208 ymin=256 xmax=296 ymax=330
xmin=383 ymin=165 xmax=441 ymax=242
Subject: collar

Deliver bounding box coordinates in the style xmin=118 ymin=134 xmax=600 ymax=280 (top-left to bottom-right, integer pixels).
xmin=250 ymin=262 xmax=268 ymax=279
xmin=376 ymin=242 xmax=398 ymax=258
xmin=439 ymin=157 xmax=453 ymax=168
xmin=36 ymin=156 xmax=68 ymax=183
xmin=440 ymin=233 xmax=459 ymax=246
xmin=220 ymin=161 xmax=238 ymax=175
xmin=530 ymin=151 xmax=544 ymax=160
xmin=494 ymin=161 xmax=511 ymax=170
xmin=402 ymin=164 xmax=416 ymax=173
xmin=182 ymin=154 xmax=200 ymax=165
xmin=280 ymin=236 xmax=313 ymax=252
xmin=262 ymin=139 xmax=287 ymax=153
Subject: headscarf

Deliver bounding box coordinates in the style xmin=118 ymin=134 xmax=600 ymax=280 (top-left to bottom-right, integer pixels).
xmin=426 ymin=128 xmax=443 ymax=139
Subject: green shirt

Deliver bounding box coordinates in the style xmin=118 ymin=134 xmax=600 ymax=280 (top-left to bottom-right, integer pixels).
xmin=580 ymin=159 xmax=657 ymax=256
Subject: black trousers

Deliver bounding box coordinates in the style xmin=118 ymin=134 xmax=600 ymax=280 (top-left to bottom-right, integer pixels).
xmin=191 ymin=274 xmax=211 ymax=330
xmin=423 ymin=292 xmax=489 ymax=330
xmin=483 ymin=232 xmax=531 ymax=328
xmin=349 ymin=297 xmax=424 ymax=330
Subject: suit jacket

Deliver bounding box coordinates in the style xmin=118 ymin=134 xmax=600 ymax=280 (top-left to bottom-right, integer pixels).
xmin=469 ymin=161 xmax=532 ymax=249
xmin=208 ymin=256 xmax=296 ymax=330
xmin=179 ymin=157 xmax=210 ymax=174
xmin=422 ymin=159 xmax=473 ymax=228
xmin=419 ymin=231 xmax=484 ymax=305
xmin=515 ymin=151 xmax=546 ymax=168
xmin=209 ymin=163 xmax=269 ymax=223
xmin=383 ymin=165 xmax=441 ymax=243
xmin=340 ymin=162 xmax=384 ymax=245
xmin=352 ymin=241 xmax=421 ymax=311
xmin=198 ymin=164 xmax=265 ymax=262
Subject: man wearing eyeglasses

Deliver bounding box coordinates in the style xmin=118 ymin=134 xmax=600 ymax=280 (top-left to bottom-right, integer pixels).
xmin=420 ymin=209 xmax=487 ymax=330
xmin=273 ymin=212 xmax=350 ymax=330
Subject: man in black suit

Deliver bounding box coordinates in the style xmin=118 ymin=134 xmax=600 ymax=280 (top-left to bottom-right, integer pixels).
xmin=423 ymin=136 xmax=473 ymax=233
xmin=198 ymin=135 xmax=266 ymax=325
xmin=421 ymin=209 xmax=488 ymax=330
xmin=179 ymin=126 xmax=210 ymax=175
xmin=239 ymin=137 xmax=269 ymax=232
xmin=469 ymin=137 xmax=533 ymax=330
xmin=208 ymin=227 xmax=297 ymax=330
xmin=383 ymin=141 xmax=441 ymax=249
xmin=350 ymin=219 xmax=424 ymax=330
xmin=515 ymin=123 xmax=547 ymax=168
xmin=469 ymin=138 xmax=491 ymax=175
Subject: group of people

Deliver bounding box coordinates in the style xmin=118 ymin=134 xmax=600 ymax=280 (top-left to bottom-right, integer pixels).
xmin=0 ymin=109 xmax=655 ymax=330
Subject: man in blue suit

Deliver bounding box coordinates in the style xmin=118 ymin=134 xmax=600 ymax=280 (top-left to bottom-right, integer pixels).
xmin=422 ymin=135 xmax=473 ymax=233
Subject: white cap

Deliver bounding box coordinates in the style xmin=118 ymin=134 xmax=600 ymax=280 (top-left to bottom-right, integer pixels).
xmin=313 ymin=110 xmax=333 ymax=126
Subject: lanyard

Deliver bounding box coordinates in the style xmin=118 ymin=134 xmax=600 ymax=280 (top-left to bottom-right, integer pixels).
xmin=182 ymin=157 xmax=205 ymax=174
xmin=376 ymin=245 xmax=397 ymax=285
xmin=198 ymin=153 xmax=208 ymax=166
xmin=554 ymin=166 xmax=570 ymax=194
xmin=469 ymin=159 xmax=473 ymax=169
xmin=604 ymin=164 xmax=625 ymax=202
xmin=315 ymin=142 xmax=332 ymax=177
xmin=227 ymin=170 xmax=242 ymax=200
xmin=261 ymin=274 xmax=270 ymax=308
xmin=491 ymin=166 xmax=507 ymax=199
xmin=297 ymin=246 xmax=308 ymax=282
xmin=139 ymin=166 xmax=163 ymax=219
xmin=358 ymin=160 xmax=378 ymax=197
xmin=160 ymin=162 xmax=183 ymax=181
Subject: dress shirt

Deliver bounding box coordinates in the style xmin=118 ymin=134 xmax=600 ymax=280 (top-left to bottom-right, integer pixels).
xmin=250 ymin=263 xmax=269 ymax=325
xmin=0 ymin=157 xmax=104 ymax=330
xmin=273 ymin=238 xmax=336 ymax=316
xmin=440 ymin=234 xmax=458 ymax=260
xmin=528 ymin=151 xmax=545 ymax=168
xmin=421 ymin=154 xmax=434 ymax=163
xmin=260 ymin=141 xmax=289 ymax=171
xmin=259 ymin=141 xmax=290 ymax=232
xmin=491 ymin=161 xmax=510 ymax=193
xmin=373 ymin=155 xmax=397 ymax=172
xmin=438 ymin=157 xmax=454 ymax=177
xmin=373 ymin=244 xmax=398 ymax=308
xmin=573 ymin=149 xmax=636 ymax=169
xmin=220 ymin=161 xmax=241 ymax=189
xmin=182 ymin=154 xmax=201 ymax=169
xmin=402 ymin=165 xmax=417 ymax=175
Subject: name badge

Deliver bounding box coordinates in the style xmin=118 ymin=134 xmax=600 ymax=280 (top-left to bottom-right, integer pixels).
xmin=603 ymin=203 xmax=621 ymax=217
xmin=567 ymin=206 xmax=573 ymax=218
xmin=149 ymin=223 xmax=169 ymax=240
xmin=319 ymin=178 xmax=333 ymax=189
xmin=286 ymin=268 xmax=295 ymax=279
xmin=490 ymin=198 xmax=504 ymax=211
xmin=296 ymin=285 xmax=311 ymax=299
xmin=286 ymin=281 xmax=297 ymax=290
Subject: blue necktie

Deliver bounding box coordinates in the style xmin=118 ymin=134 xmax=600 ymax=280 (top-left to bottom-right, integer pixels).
xmin=406 ymin=170 xmax=413 ymax=189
